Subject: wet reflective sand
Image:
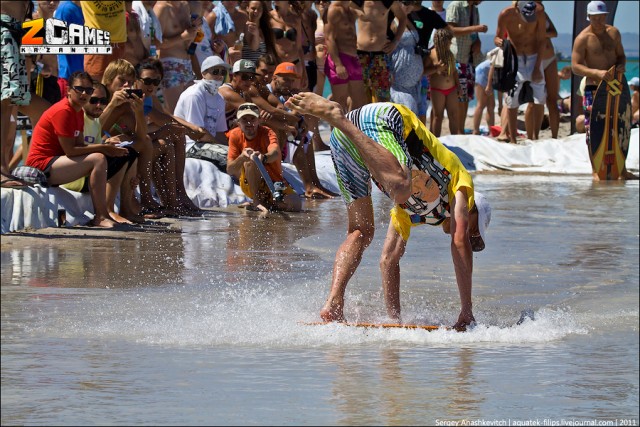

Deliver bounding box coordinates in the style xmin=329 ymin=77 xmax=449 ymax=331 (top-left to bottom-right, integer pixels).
xmin=2 ymin=175 xmax=638 ymax=425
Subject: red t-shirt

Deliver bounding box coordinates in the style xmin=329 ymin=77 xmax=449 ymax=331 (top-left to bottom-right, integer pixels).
xmin=227 ymin=125 xmax=282 ymax=181
xmin=26 ymin=98 xmax=84 ymax=171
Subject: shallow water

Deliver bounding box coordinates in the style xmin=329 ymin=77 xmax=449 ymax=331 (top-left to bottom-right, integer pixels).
xmin=2 ymin=175 xmax=638 ymax=425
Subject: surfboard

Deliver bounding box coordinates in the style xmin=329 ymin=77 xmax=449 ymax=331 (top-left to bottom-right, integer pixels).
xmin=588 ymin=66 xmax=632 ymax=180
xmin=300 ymin=321 xmax=454 ymax=332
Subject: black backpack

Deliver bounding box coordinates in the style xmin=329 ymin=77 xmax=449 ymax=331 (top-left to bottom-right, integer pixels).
xmin=492 ymin=39 xmax=518 ymax=94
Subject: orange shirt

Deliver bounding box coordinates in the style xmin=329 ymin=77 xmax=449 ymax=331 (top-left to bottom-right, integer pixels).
xmin=227 ymin=126 xmax=282 ymax=181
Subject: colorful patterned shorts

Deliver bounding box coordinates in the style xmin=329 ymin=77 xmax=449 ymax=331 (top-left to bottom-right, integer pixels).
xmin=160 ymin=57 xmax=195 ymax=89
xmin=455 ymin=62 xmax=475 ymax=102
xmin=357 ymin=50 xmax=392 ymax=103
xmin=1 ymin=14 xmax=31 ymax=106
xmin=329 ymin=103 xmax=411 ymax=204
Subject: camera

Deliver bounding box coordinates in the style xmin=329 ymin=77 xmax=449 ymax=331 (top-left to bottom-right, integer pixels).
xmin=125 ymin=88 xmax=143 ymax=98
xmin=273 ymin=181 xmax=286 ymax=202
xmin=414 ymin=46 xmax=430 ymax=57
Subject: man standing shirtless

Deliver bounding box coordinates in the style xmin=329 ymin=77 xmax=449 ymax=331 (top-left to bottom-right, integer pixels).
xmin=154 ymin=1 xmax=201 ymax=112
xmin=495 ymin=1 xmax=546 ymax=144
xmin=323 ymin=1 xmax=366 ymax=111
xmin=571 ymin=1 xmax=635 ymax=181
xmin=355 ymin=0 xmax=407 ymax=104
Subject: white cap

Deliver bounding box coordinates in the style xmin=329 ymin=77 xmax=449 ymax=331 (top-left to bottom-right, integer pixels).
xmin=586 ymin=1 xmax=608 ymax=20
xmin=200 ymin=55 xmax=231 ymax=73
xmin=236 ymin=102 xmax=260 ymax=119
xmin=629 ymin=77 xmax=639 ymax=87
xmin=473 ymin=192 xmax=491 ymax=252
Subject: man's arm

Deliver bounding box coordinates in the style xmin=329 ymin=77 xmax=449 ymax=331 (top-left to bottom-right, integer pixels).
xmin=532 ymin=12 xmax=546 ymax=82
xmin=324 ymin=6 xmax=347 ymax=79
xmin=571 ymin=32 xmax=608 ymax=82
xmin=612 ymin=27 xmax=626 ymax=73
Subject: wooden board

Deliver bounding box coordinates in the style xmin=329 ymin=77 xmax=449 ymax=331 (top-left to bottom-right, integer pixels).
xmin=300 ymin=321 xmax=455 ymax=332
xmin=588 ymin=66 xmax=632 ymax=180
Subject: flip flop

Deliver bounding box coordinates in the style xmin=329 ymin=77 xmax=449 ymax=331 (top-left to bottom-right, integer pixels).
xmin=1 ymin=172 xmax=30 ymax=189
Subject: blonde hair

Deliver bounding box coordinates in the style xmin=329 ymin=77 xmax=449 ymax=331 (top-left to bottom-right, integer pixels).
xmin=433 ymin=28 xmax=455 ymax=77
xmin=101 ymin=59 xmax=137 ymax=87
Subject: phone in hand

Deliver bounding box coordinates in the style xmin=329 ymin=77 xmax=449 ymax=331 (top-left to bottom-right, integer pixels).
xmin=125 ymin=88 xmax=144 ymax=98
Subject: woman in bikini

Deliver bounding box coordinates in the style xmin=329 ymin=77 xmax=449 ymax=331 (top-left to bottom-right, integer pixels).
xmin=269 ymin=1 xmax=307 ymax=90
xmin=242 ymin=1 xmax=278 ymax=64
xmin=426 ymin=28 xmax=460 ymax=137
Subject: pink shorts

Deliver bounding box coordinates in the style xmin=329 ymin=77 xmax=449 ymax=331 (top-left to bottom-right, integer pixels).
xmin=324 ymin=52 xmax=363 ymax=85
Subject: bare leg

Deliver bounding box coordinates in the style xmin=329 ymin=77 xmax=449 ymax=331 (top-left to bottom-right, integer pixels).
xmin=457 ymin=101 xmax=469 ymax=135
xmin=485 ymin=93 xmax=495 ymax=128
xmin=329 ymin=83 xmax=349 ymax=113
xmin=131 ymin=135 xmax=161 ymax=210
xmin=347 ymin=79 xmax=367 ymax=111
xmin=507 ymin=107 xmax=518 ymax=144
xmin=321 ymin=196 xmax=375 ymax=322
xmin=544 ymin=59 xmax=560 ymax=139
xmin=380 ymin=220 xmax=407 ymax=322
xmin=446 ymin=93 xmax=460 ymax=136
xmin=430 ymin=90 xmax=446 ymax=137
xmin=106 ymin=163 xmax=131 ymax=224
xmin=472 ymin=85 xmax=486 ymax=134
xmin=286 ymin=92 xmax=411 ymax=204
xmin=47 ymin=154 xmax=117 ymax=228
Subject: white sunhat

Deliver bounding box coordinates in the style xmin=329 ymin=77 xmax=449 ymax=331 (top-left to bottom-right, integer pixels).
xmin=629 ymin=77 xmax=640 ymax=88
xmin=201 ymin=55 xmax=231 ymax=73
xmin=473 ymin=191 xmax=492 ymax=252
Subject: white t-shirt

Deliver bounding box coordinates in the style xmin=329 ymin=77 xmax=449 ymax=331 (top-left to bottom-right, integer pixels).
xmin=132 ymin=1 xmax=163 ymax=44
xmin=174 ymin=80 xmax=228 ymax=151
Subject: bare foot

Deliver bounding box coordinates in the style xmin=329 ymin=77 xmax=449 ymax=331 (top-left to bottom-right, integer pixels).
xmin=109 ymin=212 xmax=134 ymax=224
xmin=91 ymin=217 xmax=118 ymax=228
xmin=319 ymin=297 xmax=345 ymax=322
xmin=452 ymin=312 xmax=476 ymax=332
xmin=285 ymin=92 xmax=344 ymax=126
xmin=304 ymin=187 xmax=337 ymax=199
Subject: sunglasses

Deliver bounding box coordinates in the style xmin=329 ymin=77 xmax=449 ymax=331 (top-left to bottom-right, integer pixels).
xmin=238 ymin=73 xmax=255 ymax=81
xmin=72 ymin=85 xmax=95 ymax=95
xmin=238 ymin=104 xmax=259 ymax=113
xmin=206 ymin=68 xmax=227 ymax=76
xmin=139 ymin=77 xmax=161 ymax=86
xmin=89 ymin=96 xmax=109 ymax=105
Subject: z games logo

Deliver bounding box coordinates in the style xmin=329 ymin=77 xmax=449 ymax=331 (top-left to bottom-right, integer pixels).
xmin=20 ymin=18 xmax=112 ymax=55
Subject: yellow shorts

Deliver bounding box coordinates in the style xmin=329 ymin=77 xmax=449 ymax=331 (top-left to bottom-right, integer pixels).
xmin=239 ymin=167 xmax=295 ymax=202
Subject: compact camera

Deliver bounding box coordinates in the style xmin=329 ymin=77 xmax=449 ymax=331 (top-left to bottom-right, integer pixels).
xmin=273 ymin=181 xmax=286 ymax=202
xmin=414 ymin=46 xmax=431 ymax=57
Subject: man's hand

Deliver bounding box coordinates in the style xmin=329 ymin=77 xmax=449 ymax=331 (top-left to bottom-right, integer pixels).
xmin=102 ymin=144 xmax=129 ymax=157
xmin=335 ymin=64 xmax=348 ymax=80
xmin=476 ymin=24 xmax=488 ymax=33
xmin=532 ymin=68 xmax=543 ymax=83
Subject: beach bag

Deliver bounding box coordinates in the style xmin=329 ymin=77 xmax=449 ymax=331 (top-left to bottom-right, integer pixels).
xmin=187 ymin=142 xmax=228 ymax=173
xmin=492 ymin=39 xmax=518 ymax=94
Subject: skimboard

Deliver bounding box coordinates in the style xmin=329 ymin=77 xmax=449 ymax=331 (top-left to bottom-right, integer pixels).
xmin=300 ymin=311 xmax=536 ymax=333
xmin=251 ymin=155 xmax=285 ymax=202
xmin=300 ymin=321 xmax=453 ymax=332
xmin=588 ymin=66 xmax=632 ymax=180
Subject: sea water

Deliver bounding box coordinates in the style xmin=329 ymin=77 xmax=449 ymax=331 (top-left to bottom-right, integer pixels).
xmin=1 ymin=175 xmax=638 ymax=425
